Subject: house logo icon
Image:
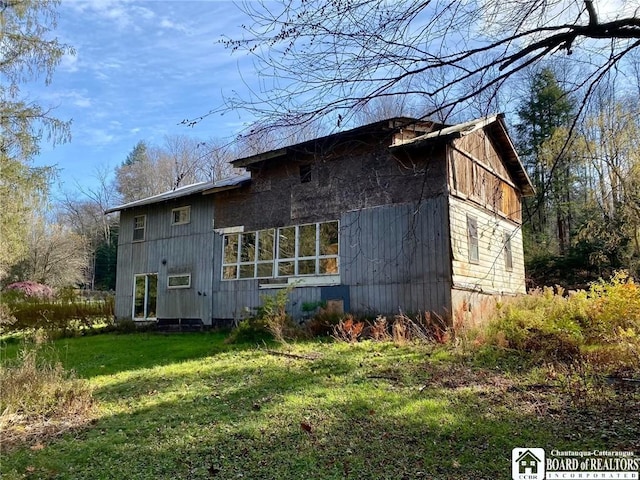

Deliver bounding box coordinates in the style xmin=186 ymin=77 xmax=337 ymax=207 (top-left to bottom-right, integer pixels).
xmin=512 ymin=448 xmax=545 ymax=480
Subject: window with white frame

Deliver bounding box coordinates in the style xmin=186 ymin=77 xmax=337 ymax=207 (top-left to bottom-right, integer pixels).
xmin=171 ymin=206 xmax=191 ymax=225
xmin=467 ymin=215 xmax=479 ymax=264
xmin=167 ymin=273 xmax=191 ymax=289
xmin=133 ymin=215 xmax=146 ymax=242
xmin=222 ymin=221 xmax=339 ymax=280
xmin=133 ymin=273 xmax=157 ymax=319
xmin=503 ymin=231 xmax=513 ymax=271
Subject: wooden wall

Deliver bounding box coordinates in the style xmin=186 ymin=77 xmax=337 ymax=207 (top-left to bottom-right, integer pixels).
xmin=448 ymin=196 xmax=526 ymax=296
xmin=208 ymin=199 xmax=453 ymax=321
xmin=114 ymin=195 xmax=215 ymax=321
xmin=341 ymin=199 xmax=452 ymax=316
xmin=449 ymin=130 xmax=522 ymax=223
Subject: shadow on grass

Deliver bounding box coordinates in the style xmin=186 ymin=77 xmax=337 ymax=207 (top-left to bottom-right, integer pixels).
xmin=5 ymin=342 xmax=638 ymax=480
xmin=0 ymin=331 xmax=271 ymax=379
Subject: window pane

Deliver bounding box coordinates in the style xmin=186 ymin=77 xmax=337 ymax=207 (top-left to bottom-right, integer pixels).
xmin=240 ymin=232 xmax=256 ymax=262
xmin=299 ymin=224 xmax=316 ymax=257
xmin=134 ymin=276 xmax=146 ymax=318
xmin=467 ymin=216 xmax=479 ymax=263
xmin=257 ymin=262 xmax=274 ymax=278
xmin=320 ymin=257 xmax=339 ymax=274
xmin=277 ymin=261 xmax=294 ymax=276
xmin=258 ymin=229 xmax=275 ymax=261
xmin=239 ymin=264 xmax=254 ymax=278
xmin=278 ymin=227 xmax=295 ymax=259
xmin=298 ymin=259 xmax=316 ymax=275
xmin=168 ymin=275 xmax=190 ymax=287
xmin=224 ymin=235 xmax=239 ymax=264
xmin=223 ymin=265 xmax=237 ymax=280
xmin=320 ymin=221 xmax=339 ymax=255
xmin=134 ymin=216 xmax=145 ymax=229
xmin=146 ymin=274 xmax=158 ymax=318
xmin=504 ymin=232 xmax=513 ymax=270
xmin=133 ymin=216 xmax=145 ymax=241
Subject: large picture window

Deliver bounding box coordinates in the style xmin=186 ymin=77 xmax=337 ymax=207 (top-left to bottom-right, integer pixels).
xmin=222 ymin=221 xmax=339 ymax=280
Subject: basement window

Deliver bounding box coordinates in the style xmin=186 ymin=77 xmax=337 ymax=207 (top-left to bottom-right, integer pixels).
xmin=467 ymin=215 xmax=479 ymax=264
xmin=299 ymin=164 xmax=312 ymax=183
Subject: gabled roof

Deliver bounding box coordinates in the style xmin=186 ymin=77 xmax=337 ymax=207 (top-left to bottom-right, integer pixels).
xmin=391 ymin=113 xmax=535 ymax=196
xmin=105 ymin=173 xmax=251 ymax=213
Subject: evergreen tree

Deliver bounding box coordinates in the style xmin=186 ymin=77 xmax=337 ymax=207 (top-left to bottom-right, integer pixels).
xmin=516 ymin=68 xmax=575 ymax=254
xmin=0 ymin=0 xmax=73 ymax=278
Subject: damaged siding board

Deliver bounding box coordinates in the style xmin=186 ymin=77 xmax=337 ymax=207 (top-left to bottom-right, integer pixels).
xmin=215 ymin=148 xmax=448 ymax=232
xmin=449 ymin=196 xmax=525 ymax=295
xmin=449 ymin=136 xmax=523 ymax=223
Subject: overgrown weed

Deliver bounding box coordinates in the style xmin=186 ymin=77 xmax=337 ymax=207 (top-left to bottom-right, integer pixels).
xmin=0 ymin=333 xmax=94 ymax=449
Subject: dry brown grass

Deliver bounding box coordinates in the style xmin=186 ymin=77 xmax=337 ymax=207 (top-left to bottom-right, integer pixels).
xmin=0 ymin=341 xmax=95 ymax=450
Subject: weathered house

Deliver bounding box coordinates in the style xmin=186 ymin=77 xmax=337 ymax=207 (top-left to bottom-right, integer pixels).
xmin=107 ymin=114 xmax=534 ymax=327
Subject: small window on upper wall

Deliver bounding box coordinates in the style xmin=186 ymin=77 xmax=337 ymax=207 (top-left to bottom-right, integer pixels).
xmin=299 ymin=164 xmax=312 ymax=183
xmin=503 ymin=231 xmax=513 ymax=271
xmin=467 ymin=215 xmax=479 ymax=264
xmin=133 ymin=215 xmax=146 ymax=242
xmin=172 ymin=206 xmax=191 ymax=225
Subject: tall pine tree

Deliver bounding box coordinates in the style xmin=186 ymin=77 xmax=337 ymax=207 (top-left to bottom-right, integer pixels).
xmin=516 ymin=68 xmax=575 ymax=254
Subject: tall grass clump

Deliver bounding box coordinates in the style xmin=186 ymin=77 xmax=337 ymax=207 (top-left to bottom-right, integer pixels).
xmin=0 ymin=335 xmax=94 ymax=447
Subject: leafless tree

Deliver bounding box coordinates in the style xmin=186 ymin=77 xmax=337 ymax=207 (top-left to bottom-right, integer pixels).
xmin=205 ymin=0 xmax=640 ymax=131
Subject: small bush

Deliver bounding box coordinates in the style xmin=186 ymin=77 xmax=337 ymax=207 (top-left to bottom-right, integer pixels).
xmin=370 ymin=315 xmax=391 ymax=341
xmin=304 ymin=309 xmax=343 ymax=337
xmin=225 ymin=317 xmax=272 ymax=344
xmin=258 ymin=286 xmax=297 ymax=343
xmin=391 ymin=312 xmax=451 ymax=345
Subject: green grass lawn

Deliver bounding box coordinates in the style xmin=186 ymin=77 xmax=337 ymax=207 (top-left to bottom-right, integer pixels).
xmin=1 ymin=333 xmax=638 ymax=479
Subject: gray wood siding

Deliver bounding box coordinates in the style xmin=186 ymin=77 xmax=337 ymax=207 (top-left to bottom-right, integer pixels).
xmin=340 ymin=199 xmax=452 ymax=317
xmin=208 ymin=198 xmax=452 ymax=321
xmin=114 ymin=195 xmax=215 ymax=321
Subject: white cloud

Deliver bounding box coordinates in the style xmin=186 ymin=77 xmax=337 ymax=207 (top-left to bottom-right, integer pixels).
xmin=59 ymin=52 xmax=79 ymax=73
xmin=159 ymin=17 xmax=188 ymax=33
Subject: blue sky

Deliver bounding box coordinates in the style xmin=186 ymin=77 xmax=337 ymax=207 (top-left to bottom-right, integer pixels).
xmin=30 ymin=0 xmax=253 ymax=193
xmin=28 ymin=0 xmax=635 ymax=196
